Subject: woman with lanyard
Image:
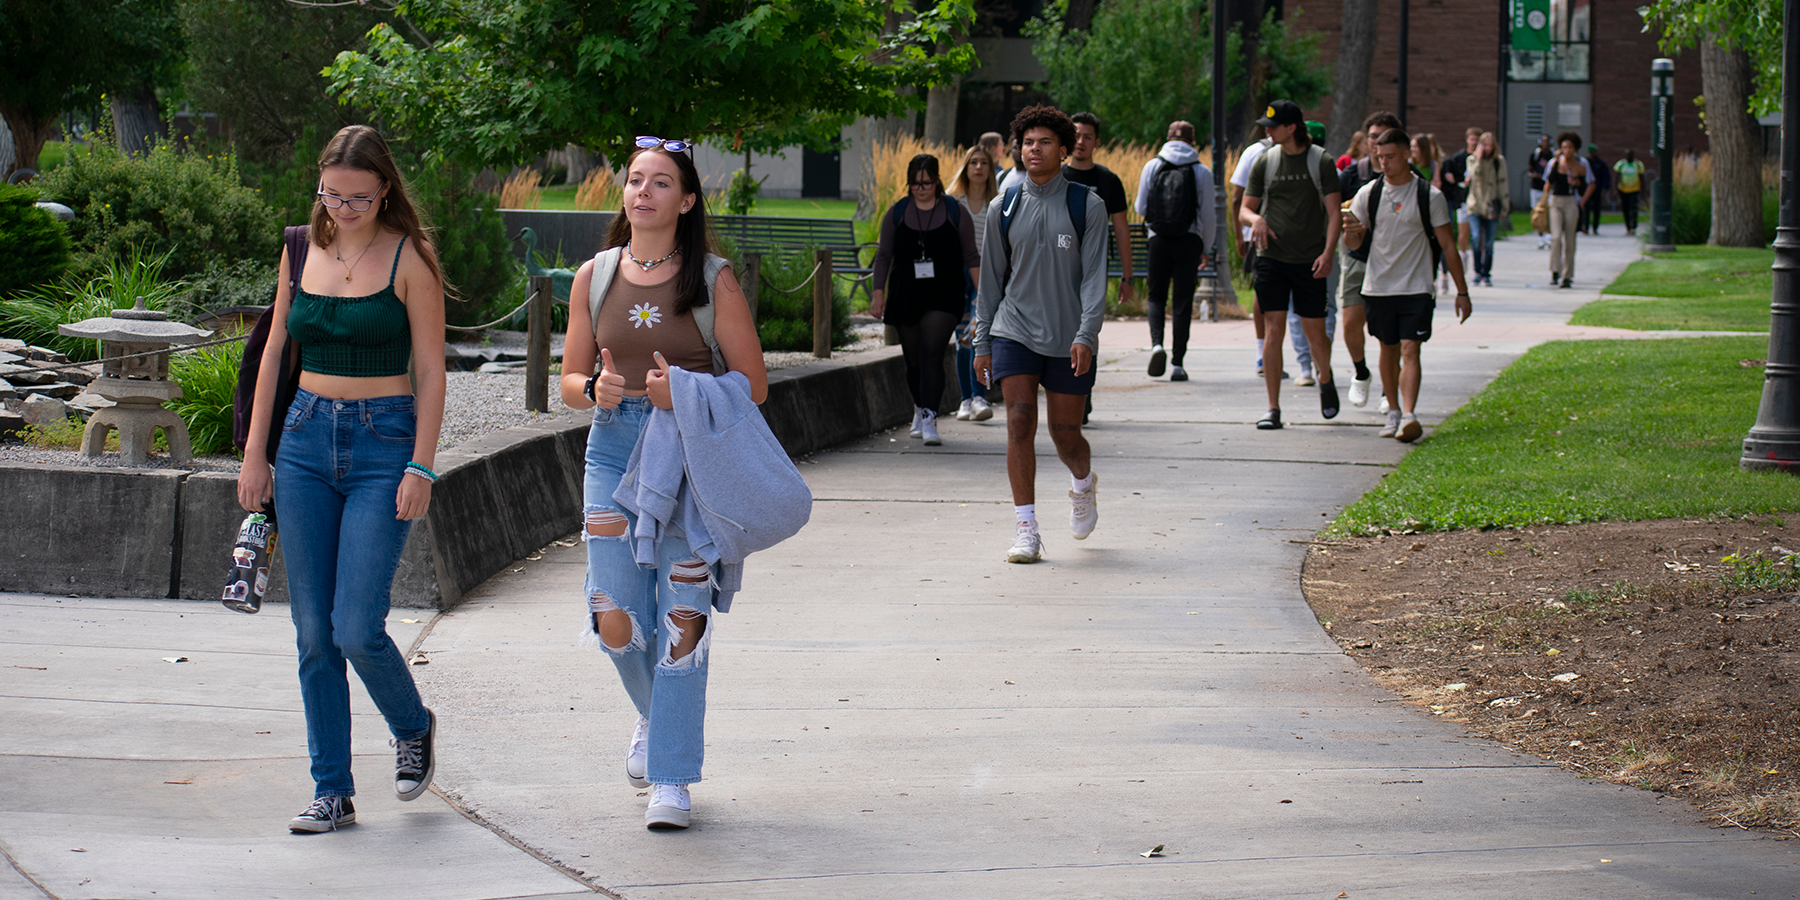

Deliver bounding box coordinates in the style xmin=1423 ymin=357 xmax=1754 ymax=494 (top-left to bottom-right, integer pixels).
xmin=948 ymin=145 xmax=1000 ymax=422
xmin=869 ymin=154 xmax=981 ymax=445
xmin=559 ymin=136 xmax=767 ymax=830
xmin=237 ymin=125 xmax=448 ymax=834
xmin=1546 ymin=131 xmax=1595 ymax=289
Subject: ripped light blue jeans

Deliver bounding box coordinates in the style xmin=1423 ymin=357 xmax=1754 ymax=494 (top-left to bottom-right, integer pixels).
xmin=582 ymin=397 xmax=714 ymax=785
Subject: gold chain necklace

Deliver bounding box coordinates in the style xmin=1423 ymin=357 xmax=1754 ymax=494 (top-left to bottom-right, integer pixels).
xmin=625 ymin=242 xmax=679 ymax=272
xmin=335 ymin=230 xmax=382 ymax=282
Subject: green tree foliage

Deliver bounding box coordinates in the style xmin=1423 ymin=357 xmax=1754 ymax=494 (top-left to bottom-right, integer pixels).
xmin=324 ymin=0 xmax=976 ymax=169
xmin=1026 ymin=0 xmax=1330 ymax=147
xmin=1641 ymin=0 xmax=1781 ymax=115
xmin=0 ymin=183 xmax=72 ymax=295
xmin=34 ymin=138 xmax=279 ymax=283
xmin=0 ymin=0 xmax=186 ymax=173
xmin=178 ymin=0 xmax=395 ymax=165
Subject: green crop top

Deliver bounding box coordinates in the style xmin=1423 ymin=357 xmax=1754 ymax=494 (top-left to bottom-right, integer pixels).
xmin=287 ymin=235 xmax=412 ymax=377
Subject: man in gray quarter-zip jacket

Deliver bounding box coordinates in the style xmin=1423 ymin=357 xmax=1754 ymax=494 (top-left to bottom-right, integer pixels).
xmin=972 ymin=104 xmax=1108 ymax=566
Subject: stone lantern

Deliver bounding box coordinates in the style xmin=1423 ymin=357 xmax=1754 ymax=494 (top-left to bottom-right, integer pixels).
xmin=58 ymin=298 xmax=211 ymax=466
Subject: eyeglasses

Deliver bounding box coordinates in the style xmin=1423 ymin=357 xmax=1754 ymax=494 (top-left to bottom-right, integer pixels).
xmin=636 ymin=136 xmax=691 ymax=153
xmin=316 ymin=192 xmax=379 ymax=211
xmin=910 ymin=181 xmax=936 ymax=189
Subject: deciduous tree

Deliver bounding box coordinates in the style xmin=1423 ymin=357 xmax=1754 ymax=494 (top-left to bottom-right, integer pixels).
xmin=324 ymin=0 xmax=975 ymax=170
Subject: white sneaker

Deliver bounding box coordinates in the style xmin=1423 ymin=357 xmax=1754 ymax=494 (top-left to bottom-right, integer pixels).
xmin=1070 ymin=472 xmax=1098 ymax=540
xmin=1006 ymin=525 xmax=1043 ymax=564
xmin=1349 ymin=375 xmax=1371 ymax=407
xmin=1397 ymin=413 xmax=1423 ymax=443
xmin=909 ymin=407 xmax=925 ymax=438
xmin=1377 ymin=395 xmax=1390 ymax=414
xmin=956 ymin=399 xmax=974 ymax=420
xmin=1378 ymin=409 xmax=1401 ymax=438
xmin=970 ymin=396 xmax=993 ymax=421
xmin=646 ymin=783 xmax=691 ymax=830
xmin=920 ymin=409 xmax=941 ymax=446
xmin=626 ymin=715 xmax=649 ymax=788
xmin=1294 ymin=368 xmax=1316 ymax=387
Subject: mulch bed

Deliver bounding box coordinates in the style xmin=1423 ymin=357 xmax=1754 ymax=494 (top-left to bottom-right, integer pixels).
xmin=1302 ymin=517 xmax=1800 ymax=837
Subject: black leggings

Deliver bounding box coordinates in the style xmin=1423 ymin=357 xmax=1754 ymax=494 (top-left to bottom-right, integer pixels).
xmin=1146 ymin=232 xmax=1203 ymax=365
xmin=897 ymin=310 xmax=958 ymax=411
xmin=1620 ymin=191 xmax=1640 ymax=231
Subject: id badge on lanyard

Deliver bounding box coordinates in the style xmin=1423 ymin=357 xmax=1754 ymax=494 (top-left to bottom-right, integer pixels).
xmin=913 ymin=259 xmax=936 ymax=279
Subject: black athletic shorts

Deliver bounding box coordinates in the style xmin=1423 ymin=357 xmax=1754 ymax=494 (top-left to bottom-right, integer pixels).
xmin=1252 ymin=257 xmax=1329 ymax=318
xmin=989 ymin=335 xmax=1096 ymax=396
xmin=1364 ymin=293 xmax=1436 ymax=345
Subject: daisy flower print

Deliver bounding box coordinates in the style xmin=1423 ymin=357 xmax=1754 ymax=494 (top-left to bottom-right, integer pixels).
xmin=628 ymin=303 xmax=662 ymax=328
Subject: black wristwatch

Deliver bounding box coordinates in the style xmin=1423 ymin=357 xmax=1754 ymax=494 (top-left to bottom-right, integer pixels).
xmin=584 ymin=371 xmax=601 ymax=402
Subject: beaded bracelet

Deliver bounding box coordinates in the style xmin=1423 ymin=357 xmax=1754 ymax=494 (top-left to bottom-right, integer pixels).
xmin=404 ymin=461 xmax=438 ymax=483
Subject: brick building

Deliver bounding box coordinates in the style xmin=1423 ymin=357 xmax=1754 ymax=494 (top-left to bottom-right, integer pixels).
xmin=1287 ymin=0 xmax=1706 ymax=208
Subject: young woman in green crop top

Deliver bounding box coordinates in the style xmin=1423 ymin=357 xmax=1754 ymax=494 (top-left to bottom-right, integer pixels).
xmin=236 ymin=125 xmax=449 ymax=834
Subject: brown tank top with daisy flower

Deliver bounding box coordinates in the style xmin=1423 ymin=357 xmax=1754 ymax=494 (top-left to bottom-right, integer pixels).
xmin=591 ymin=275 xmax=715 ymax=390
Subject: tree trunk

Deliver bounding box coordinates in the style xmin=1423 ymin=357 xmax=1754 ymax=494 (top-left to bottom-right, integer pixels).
xmin=110 ymin=84 xmax=164 ymax=158
xmin=0 ymin=116 xmax=14 ymax=179
xmin=0 ymin=107 xmax=55 ymax=176
xmin=1326 ymin=0 xmax=1378 ymax=156
xmin=923 ymin=79 xmax=959 ymax=148
xmin=564 ymin=143 xmax=596 ymax=184
xmin=1065 ymin=0 xmax=1098 ymax=32
xmin=1701 ymin=37 xmax=1763 ymax=246
xmin=1226 ymin=0 xmax=1268 ymax=149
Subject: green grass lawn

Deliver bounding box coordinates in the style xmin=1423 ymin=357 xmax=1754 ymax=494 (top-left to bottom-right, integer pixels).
xmin=1327 ymin=336 xmax=1800 ymax=535
xmin=1574 ymin=245 xmax=1774 ymax=332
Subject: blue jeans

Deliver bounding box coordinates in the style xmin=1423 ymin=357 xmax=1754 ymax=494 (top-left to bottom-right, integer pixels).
xmin=956 ymin=272 xmax=977 ymax=401
xmin=275 ymin=388 xmax=431 ymax=799
xmin=582 ymin=397 xmax=714 ymax=785
xmin=1469 ymin=215 xmax=1498 ymax=279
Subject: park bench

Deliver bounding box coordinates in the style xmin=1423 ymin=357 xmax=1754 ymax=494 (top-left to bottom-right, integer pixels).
xmin=1109 ymin=222 xmax=1221 ymax=293
xmin=711 ymin=214 xmax=875 ymax=299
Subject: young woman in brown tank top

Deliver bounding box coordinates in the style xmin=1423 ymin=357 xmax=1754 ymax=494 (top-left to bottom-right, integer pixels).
xmin=558 ymin=139 xmax=767 ymax=830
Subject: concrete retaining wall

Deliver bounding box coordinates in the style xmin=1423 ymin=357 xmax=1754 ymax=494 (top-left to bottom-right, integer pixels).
xmin=0 ymin=346 xmax=939 ymax=607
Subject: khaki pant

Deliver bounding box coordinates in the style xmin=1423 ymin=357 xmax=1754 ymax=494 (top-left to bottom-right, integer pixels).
xmin=1547 ymin=194 xmax=1580 ymax=281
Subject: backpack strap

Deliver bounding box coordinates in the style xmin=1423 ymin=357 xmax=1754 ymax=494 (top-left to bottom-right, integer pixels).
xmin=1417 ymin=179 xmax=1443 ymax=277
xmin=587 ymin=246 xmax=726 ymax=375
xmin=284 ymin=225 xmax=311 ymax=293
xmin=997 ymin=184 xmax=1023 ymax=287
xmin=1261 ymin=143 xmax=1329 ymax=211
xmin=1066 ymin=181 xmax=1088 ymax=247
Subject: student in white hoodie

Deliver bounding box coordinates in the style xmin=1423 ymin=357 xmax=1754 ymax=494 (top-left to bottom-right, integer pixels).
xmin=1135 ymin=120 xmax=1216 ymax=381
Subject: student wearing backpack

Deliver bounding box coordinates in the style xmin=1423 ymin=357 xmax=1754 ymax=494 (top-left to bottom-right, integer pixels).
xmin=1136 ymin=120 xmax=1216 ymax=381
xmin=870 ymin=154 xmax=982 ymax=446
xmin=1239 ymin=100 xmax=1343 ymax=430
xmin=1334 ymin=111 xmax=1403 ymax=411
xmin=972 ymin=104 xmax=1108 ymax=564
xmin=1065 ymin=112 xmax=1135 ymax=313
xmin=1341 ymin=129 xmax=1472 ymax=443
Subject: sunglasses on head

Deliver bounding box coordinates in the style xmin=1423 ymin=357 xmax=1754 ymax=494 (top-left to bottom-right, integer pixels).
xmin=636 ymin=135 xmax=691 ymax=153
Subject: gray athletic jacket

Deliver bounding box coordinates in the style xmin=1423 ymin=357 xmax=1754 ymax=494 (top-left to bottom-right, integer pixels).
xmin=973 ymin=171 xmax=1109 ymax=358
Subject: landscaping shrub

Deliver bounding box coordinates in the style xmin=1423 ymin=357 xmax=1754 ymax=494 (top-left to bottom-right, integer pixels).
xmin=186 ymin=257 xmax=277 ymax=313
xmin=34 ymin=138 xmax=279 ymax=282
xmin=0 ymin=183 xmax=72 ymax=295
xmin=412 ymin=162 xmax=515 ymax=326
xmin=753 ymin=247 xmax=854 ymax=351
xmin=167 ymin=339 xmax=244 ymax=458
xmin=1654 ymin=154 xmax=1778 ymax=246
xmin=0 ymin=249 xmax=188 ymax=361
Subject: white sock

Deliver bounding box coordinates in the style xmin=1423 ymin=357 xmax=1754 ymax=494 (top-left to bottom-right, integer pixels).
xmin=1015 ymin=505 xmax=1037 ymax=529
xmin=1071 ymin=472 xmax=1093 ymax=493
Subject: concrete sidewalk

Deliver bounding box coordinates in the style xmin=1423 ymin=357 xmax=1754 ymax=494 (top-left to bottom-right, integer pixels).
xmin=4 ymin=232 xmax=1795 ymax=899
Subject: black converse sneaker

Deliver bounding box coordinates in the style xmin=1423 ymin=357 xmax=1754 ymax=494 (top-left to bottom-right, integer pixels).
xmin=394 ymin=708 xmax=436 ymax=801
xmin=289 ymin=796 xmax=355 ymax=833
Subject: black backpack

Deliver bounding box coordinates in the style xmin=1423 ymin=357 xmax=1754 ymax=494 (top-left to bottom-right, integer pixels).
xmin=1143 ymin=160 xmax=1198 ymax=233
xmin=1360 ymin=177 xmax=1443 ymax=277
xmin=232 ymin=225 xmax=308 ymax=459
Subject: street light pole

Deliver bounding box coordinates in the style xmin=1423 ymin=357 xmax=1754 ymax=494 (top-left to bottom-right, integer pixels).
xmin=1648 ymin=58 xmax=1677 ymax=252
xmin=1742 ymin=0 xmax=1800 ymax=472
xmin=1397 ymin=0 xmax=1410 ymax=125
xmin=1211 ymin=0 xmax=1237 ymax=307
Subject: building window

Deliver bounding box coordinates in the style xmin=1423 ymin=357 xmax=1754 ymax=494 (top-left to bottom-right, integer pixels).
xmin=1508 ymin=0 xmax=1591 ymax=82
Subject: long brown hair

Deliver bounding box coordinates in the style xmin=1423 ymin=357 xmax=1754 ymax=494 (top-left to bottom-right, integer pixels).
xmin=602 ymin=146 xmax=716 ymax=316
xmin=947 ymin=145 xmax=998 ymax=206
xmin=310 ymin=125 xmax=446 ymax=292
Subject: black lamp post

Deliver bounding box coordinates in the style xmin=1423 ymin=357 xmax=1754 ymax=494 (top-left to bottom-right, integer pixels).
xmin=1648 ymin=58 xmax=1677 ymax=252
xmin=1742 ymin=0 xmax=1800 ymax=472
xmin=1211 ymin=0 xmax=1235 ymax=306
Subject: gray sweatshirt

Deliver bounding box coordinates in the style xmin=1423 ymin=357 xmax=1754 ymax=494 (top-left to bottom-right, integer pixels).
xmin=1134 ymin=140 xmax=1218 ymax=246
xmin=973 ymin=171 xmax=1109 ymax=358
